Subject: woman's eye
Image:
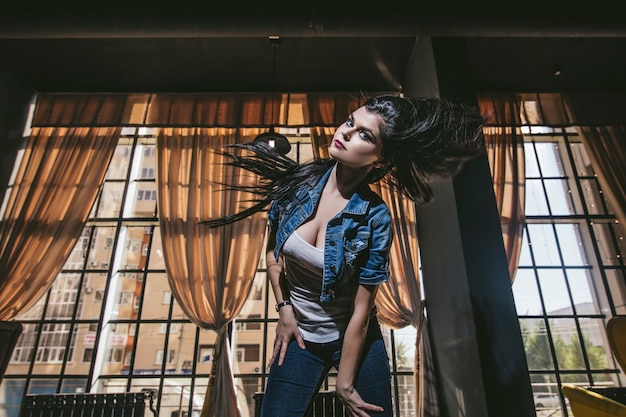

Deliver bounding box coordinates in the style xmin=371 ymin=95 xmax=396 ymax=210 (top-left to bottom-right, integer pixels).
xmin=359 ymin=131 xmax=372 ymax=142
xmin=346 ymin=117 xmax=354 ymax=127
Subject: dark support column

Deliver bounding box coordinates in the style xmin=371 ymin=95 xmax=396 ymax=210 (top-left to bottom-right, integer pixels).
xmin=404 ymin=37 xmax=536 ymax=417
xmin=0 ymin=71 xmax=35 ymax=201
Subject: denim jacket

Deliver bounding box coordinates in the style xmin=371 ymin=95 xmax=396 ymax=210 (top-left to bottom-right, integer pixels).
xmin=267 ymin=164 xmax=393 ymax=302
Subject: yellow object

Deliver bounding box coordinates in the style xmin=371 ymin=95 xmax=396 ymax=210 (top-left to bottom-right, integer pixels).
xmin=608 ymin=316 xmax=626 ymax=373
xmin=562 ymin=384 xmax=626 ymax=417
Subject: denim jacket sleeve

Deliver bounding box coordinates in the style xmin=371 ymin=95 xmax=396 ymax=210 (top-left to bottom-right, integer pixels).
xmin=358 ymin=199 xmax=393 ymax=286
xmin=267 ymin=199 xmax=279 ymax=237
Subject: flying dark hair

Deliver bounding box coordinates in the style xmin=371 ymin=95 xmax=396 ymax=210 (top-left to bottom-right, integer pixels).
xmin=201 ymin=94 xmax=485 ymax=227
xmin=199 ymin=143 xmax=332 ymax=227
xmin=364 ymin=95 xmax=486 ymax=203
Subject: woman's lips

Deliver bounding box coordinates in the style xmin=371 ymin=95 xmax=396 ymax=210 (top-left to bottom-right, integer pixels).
xmin=333 ymin=140 xmax=345 ymax=150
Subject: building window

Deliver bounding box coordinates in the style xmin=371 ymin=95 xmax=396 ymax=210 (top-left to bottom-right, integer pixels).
xmin=159 ymin=323 xmax=180 ymax=334
xmin=83 ymin=348 xmax=94 ymax=363
xmin=162 ymin=291 xmax=172 ymax=305
xmin=235 ymin=345 xmax=260 ymax=363
xmin=197 ymin=345 xmax=214 ymax=364
xmin=155 ymin=350 xmax=176 ymax=365
xmin=107 ymin=348 xmax=124 ymax=363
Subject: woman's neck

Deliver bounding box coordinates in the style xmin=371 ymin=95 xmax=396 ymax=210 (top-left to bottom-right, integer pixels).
xmin=330 ymin=163 xmax=371 ymax=199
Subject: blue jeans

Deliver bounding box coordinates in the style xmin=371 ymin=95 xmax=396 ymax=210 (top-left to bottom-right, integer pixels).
xmin=260 ymin=321 xmax=393 ymax=416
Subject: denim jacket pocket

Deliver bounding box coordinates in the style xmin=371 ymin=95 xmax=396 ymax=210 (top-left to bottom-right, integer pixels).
xmin=343 ymin=232 xmax=370 ymax=274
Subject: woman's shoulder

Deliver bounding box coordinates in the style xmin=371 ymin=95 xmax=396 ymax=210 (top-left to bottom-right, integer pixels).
xmin=356 ymin=186 xmax=391 ymax=217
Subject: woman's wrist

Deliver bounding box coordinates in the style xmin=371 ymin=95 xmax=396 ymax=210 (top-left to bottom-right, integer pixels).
xmin=335 ymin=382 xmax=355 ymax=395
xmin=275 ymin=300 xmax=292 ymax=312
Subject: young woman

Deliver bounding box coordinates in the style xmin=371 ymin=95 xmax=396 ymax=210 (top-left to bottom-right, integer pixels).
xmin=205 ymin=95 xmax=485 ymax=416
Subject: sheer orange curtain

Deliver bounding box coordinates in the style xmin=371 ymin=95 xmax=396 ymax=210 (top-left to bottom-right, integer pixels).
xmin=477 ymin=94 xmax=526 ymax=283
xmin=150 ymin=94 xmax=271 ymax=417
xmin=0 ymin=94 xmax=125 ymax=320
xmin=372 ymin=182 xmax=430 ymax=415
xmin=562 ymin=92 xmax=626 ymax=229
xmin=306 ymin=92 xmax=430 ymax=415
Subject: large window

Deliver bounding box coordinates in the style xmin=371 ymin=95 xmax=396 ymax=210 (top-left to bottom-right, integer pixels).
xmin=1 ymin=122 xmax=418 ymax=417
xmin=3 ymin=94 xmax=624 ymax=417
xmin=513 ymin=118 xmax=626 ymax=415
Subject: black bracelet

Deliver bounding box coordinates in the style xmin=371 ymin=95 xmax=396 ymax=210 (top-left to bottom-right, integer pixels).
xmin=275 ymin=301 xmax=292 ymax=312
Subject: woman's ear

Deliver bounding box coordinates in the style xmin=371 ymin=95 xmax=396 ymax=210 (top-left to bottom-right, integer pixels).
xmin=373 ymin=157 xmax=388 ymax=169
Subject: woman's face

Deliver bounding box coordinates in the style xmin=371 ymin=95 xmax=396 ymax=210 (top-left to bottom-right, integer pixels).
xmin=329 ymin=106 xmax=384 ymax=170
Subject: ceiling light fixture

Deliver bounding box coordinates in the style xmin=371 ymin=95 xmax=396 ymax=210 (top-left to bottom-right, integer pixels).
xmin=253 ymin=36 xmax=291 ymax=155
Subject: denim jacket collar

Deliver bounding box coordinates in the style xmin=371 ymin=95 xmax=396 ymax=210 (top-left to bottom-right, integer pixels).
xmin=304 ymin=163 xmax=371 ymax=217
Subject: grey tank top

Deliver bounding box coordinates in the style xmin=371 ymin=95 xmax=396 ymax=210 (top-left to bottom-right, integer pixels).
xmin=281 ymin=231 xmax=356 ymax=343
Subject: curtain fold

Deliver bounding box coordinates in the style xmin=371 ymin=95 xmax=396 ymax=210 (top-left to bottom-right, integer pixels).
xmin=32 ymin=93 xmax=149 ymax=126
xmin=156 ymin=126 xmax=267 ymax=417
xmin=477 ymin=94 xmax=526 ymax=283
xmin=305 ymin=93 xmax=372 ymax=126
xmin=372 ymin=182 xmax=429 ymax=416
xmin=147 ymin=93 xmax=279 ymax=127
xmin=0 ymin=125 xmax=120 ymax=320
xmin=562 ymin=92 xmax=626 ymax=229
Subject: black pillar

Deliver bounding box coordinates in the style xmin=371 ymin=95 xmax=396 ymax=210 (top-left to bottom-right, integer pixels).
xmin=404 ymin=37 xmax=536 ymax=417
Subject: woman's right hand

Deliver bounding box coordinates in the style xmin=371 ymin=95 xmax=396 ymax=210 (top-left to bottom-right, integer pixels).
xmin=270 ymin=305 xmax=306 ymax=366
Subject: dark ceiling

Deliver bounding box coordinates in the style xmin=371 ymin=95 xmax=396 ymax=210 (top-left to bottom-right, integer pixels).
xmin=1 ymin=7 xmax=626 ymax=94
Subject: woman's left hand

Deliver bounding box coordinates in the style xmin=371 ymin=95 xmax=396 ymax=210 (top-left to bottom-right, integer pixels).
xmin=337 ymin=386 xmax=385 ymax=416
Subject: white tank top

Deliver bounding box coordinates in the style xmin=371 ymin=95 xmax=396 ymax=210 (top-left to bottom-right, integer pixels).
xmin=281 ymin=231 xmax=356 ymax=343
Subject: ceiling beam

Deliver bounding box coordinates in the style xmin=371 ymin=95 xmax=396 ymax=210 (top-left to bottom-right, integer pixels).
xmin=2 ymin=10 xmax=626 ymax=39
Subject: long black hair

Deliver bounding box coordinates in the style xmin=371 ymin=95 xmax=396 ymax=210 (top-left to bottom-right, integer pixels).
xmin=199 ymin=143 xmax=332 ymax=227
xmin=201 ymin=94 xmax=485 ymax=227
xmin=365 ymin=95 xmax=485 ymax=203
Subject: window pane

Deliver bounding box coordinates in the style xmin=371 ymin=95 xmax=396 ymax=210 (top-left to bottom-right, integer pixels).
xmin=129 ymin=182 xmax=157 ymax=217
xmin=88 ymin=226 xmax=116 ymax=264
xmin=554 ymin=224 xmax=588 ymax=266
xmin=537 ymin=269 xmax=570 ymax=314
xmin=581 ymin=178 xmax=608 ymax=215
xmin=527 ymin=224 xmax=561 ymax=266
xmin=570 ymin=142 xmax=594 ymax=176
xmin=550 ymin=318 xmax=582 ymax=370
xmin=544 ymin=179 xmax=575 ymax=215
xmin=524 ymin=142 xmax=540 ymax=177
xmin=141 ymin=273 xmax=173 ymax=320
xmin=394 ymin=327 xmax=417 ymax=371
xmin=80 ymin=273 xmax=106 ymax=320
xmin=525 ymin=179 xmax=549 ymax=215
xmin=592 ymin=222 xmax=622 ymax=266
xmin=567 ymin=269 xmax=598 ymax=313
xmin=518 ymin=230 xmax=533 ymax=267
xmin=94 ymin=181 xmax=125 ymax=218
xmin=534 ymin=142 xmax=564 ymax=177
xmin=105 ymin=143 xmax=132 ymax=180
xmin=132 ymin=323 xmax=166 ymax=375
xmin=512 ymin=269 xmax=542 ymax=315
xmin=61 ymin=378 xmax=87 ymax=394
xmin=605 ymin=269 xmax=626 ymax=315
xmin=147 ymin=227 xmax=166 ymax=269
xmin=520 ymin=318 xmax=554 ymax=370
xmin=119 ymin=226 xmax=151 ymax=271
